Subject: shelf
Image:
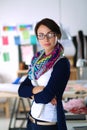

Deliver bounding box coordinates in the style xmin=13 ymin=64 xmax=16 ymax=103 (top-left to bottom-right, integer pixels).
xmin=17 ymin=70 xmax=28 ymax=77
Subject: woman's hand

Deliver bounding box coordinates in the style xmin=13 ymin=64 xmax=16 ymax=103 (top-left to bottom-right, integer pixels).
xmin=32 ymin=86 xmax=44 ymax=94
xmin=32 ymin=86 xmax=57 ymax=105
xmin=51 ymin=97 xmax=57 ymax=105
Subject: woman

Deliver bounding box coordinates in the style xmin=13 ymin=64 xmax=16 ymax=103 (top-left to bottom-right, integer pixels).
xmin=18 ymin=18 xmax=70 ymax=130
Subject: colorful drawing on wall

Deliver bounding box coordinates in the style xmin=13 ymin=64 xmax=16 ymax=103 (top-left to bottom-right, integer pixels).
xmin=20 ymin=45 xmax=34 ymax=65
xmin=3 ymin=52 xmax=10 ymax=61
xmin=2 ymin=36 xmax=9 ymax=45
xmin=14 ymin=36 xmax=21 ymax=45
xmin=19 ymin=24 xmax=33 ymax=31
xmin=30 ymin=35 xmax=37 ymax=45
xmin=3 ymin=26 xmax=17 ymax=31
xmin=22 ymin=30 xmax=30 ymax=40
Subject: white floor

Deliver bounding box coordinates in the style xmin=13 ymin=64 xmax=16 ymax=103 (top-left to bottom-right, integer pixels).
xmin=0 ymin=112 xmax=87 ymax=130
xmin=0 ymin=118 xmax=10 ymax=130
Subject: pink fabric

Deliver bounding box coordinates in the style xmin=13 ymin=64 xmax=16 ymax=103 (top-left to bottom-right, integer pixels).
xmin=70 ymin=107 xmax=87 ymax=114
xmin=65 ymin=84 xmax=87 ymax=92
xmin=63 ymin=98 xmax=87 ymax=114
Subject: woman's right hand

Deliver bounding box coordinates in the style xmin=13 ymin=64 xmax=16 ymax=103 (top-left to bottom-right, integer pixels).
xmin=32 ymin=86 xmax=44 ymax=94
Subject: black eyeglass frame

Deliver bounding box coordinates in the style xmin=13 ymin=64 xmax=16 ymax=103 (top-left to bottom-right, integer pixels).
xmin=37 ymin=31 xmax=56 ymax=40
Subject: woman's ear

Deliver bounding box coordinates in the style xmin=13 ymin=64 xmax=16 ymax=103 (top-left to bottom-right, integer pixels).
xmin=57 ymin=34 xmax=61 ymax=39
xmin=55 ymin=36 xmax=58 ymax=42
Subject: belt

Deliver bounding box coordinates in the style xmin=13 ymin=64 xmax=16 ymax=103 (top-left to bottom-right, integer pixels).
xmin=29 ymin=115 xmax=56 ymax=126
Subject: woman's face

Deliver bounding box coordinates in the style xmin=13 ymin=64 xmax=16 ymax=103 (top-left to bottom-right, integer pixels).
xmin=37 ymin=25 xmax=58 ymax=55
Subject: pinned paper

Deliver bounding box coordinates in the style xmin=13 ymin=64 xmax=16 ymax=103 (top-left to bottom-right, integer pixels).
xmin=14 ymin=36 xmax=21 ymax=45
xmin=2 ymin=36 xmax=9 ymax=45
xmin=30 ymin=35 xmax=37 ymax=45
xmin=3 ymin=52 xmax=10 ymax=61
xmin=19 ymin=24 xmax=33 ymax=31
xmin=21 ymin=45 xmax=34 ymax=64
xmin=22 ymin=30 xmax=29 ymax=40
xmin=3 ymin=26 xmax=17 ymax=31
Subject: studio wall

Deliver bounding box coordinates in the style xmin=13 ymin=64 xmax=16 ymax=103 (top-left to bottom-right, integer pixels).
xmin=0 ymin=0 xmax=87 ymax=82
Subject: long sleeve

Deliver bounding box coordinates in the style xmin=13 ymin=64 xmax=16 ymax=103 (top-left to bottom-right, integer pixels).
xmin=57 ymin=99 xmax=68 ymax=130
xmin=34 ymin=57 xmax=70 ymax=130
xmin=34 ymin=57 xmax=70 ymax=104
xmin=18 ymin=76 xmax=34 ymax=98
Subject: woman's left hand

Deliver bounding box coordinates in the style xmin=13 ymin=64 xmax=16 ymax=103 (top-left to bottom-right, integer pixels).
xmin=51 ymin=97 xmax=57 ymax=105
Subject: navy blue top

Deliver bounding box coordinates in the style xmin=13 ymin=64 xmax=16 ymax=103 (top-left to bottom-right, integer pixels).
xmin=18 ymin=57 xmax=70 ymax=130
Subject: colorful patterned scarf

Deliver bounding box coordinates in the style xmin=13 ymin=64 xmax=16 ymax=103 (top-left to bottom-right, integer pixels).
xmin=28 ymin=43 xmax=64 ymax=80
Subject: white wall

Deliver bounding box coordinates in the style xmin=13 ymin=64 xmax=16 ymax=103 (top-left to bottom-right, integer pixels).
xmin=0 ymin=0 xmax=59 ymax=24
xmin=1 ymin=0 xmax=87 ymax=35
xmin=61 ymin=0 xmax=87 ymax=36
xmin=0 ymin=0 xmax=87 ymax=82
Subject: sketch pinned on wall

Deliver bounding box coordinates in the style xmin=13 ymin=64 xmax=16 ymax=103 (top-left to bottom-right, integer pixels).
xmin=14 ymin=36 xmax=21 ymax=45
xmin=19 ymin=24 xmax=33 ymax=31
xmin=3 ymin=26 xmax=17 ymax=31
xmin=22 ymin=30 xmax=30 ymax=41
xmin=20 ymin=44 xmax=34 ymax=65
xmin=30 ymin=35 xmax=37 ymax=45
xmin=3 ymin=52 xmax=10 ymax=62
xmin=2 ymin=36 xmax=9 ymax=45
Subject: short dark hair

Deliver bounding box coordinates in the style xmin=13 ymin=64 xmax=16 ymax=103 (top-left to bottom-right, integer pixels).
xmin=35 ymin=18 xmax=61 ymax=39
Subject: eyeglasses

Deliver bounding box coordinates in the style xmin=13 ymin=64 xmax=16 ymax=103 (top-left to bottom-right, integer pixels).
xmin=37 ymin=31 xmax=56 ymax=40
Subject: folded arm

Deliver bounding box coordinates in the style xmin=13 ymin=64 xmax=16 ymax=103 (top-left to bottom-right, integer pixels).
xmin=33 ymin=58 xmax=70 ymax=104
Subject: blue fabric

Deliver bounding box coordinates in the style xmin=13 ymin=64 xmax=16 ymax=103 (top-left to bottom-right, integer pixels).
xmin=12 ymin=77 xmax=21 ymax=84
